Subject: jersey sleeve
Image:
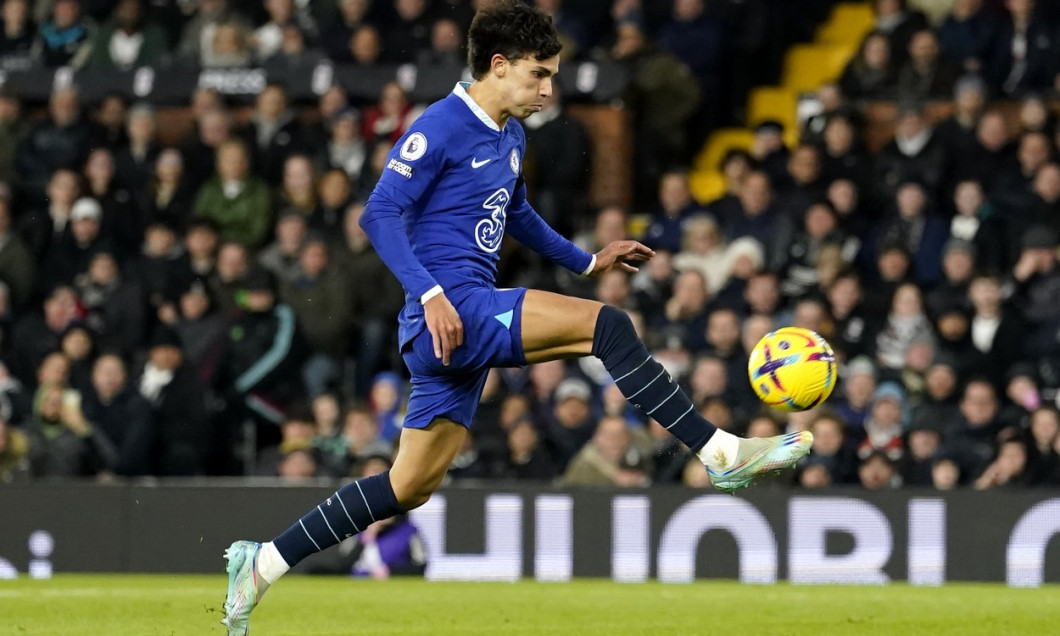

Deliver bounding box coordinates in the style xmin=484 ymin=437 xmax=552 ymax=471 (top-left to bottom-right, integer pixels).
xmin=506 ymin=177 xmax=595 ymax=275
xmin=362 ymin=118 xmax=452 ymax=300
xmin=370 ymin=117 xmax=451 ymax=208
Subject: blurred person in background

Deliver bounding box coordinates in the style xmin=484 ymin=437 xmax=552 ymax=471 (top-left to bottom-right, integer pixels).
xmin=416 ymin=17 xmax=464 ymax=66
xmin=369 ymin=372 xmax=405 ymax=443
xmin=252 ymin=0 xmax=316 ymax=63
xmin=280 ymin=236 xmax=353 ymax=398
xmin=115 ymin=104 xmax=159 ymax=194
xmin=804 ymin=411 xmax=857 ymax=484
xmin=315 ymin=169 xmax=353 ymax=233
xmin=776 ymin=144 xmax=824 ymax=219
xmin=258 ymin=210 xmax=307 ymax=285
xmin=194 ymin=139 xmax=272 ymax=248
xmin=322 ymin=108 xmax=368 ymax=188
xmin=13 ymin=285 xmax=80 ymax=384
xmin=974 ymin=437 xmax=1030 ymax=489
xmin=0 ymin=86 xmax=27 ymax=185
xmin=348 ymin=23 xmax=382 ymax=66
xmin=925 ymin=239 xmax=975 ymax=319
xmin=521 ymin=83 xmax=590 ymax=236
xmin=876 ymin=282 xmax=934 ymax=375
xmin=932 ymin=455 xmax=961 ymax=489
xmin=27 ymin=380 xmax=116 ymax=477
xmin=944 ymin=378 xmax=1003 ymax=482
xmin=362 ymin=81 xmax=421 ymax=147
xmin=857 ymin=381 xmax=907 ymax=462
xmin=170 ymin=279 xmax=227 ymax=386
xmin=140 ymin=149 xmax=195 ymax=232
xmin=238 ymin=83 xmax=302 ymax=184
xmin=81 ymin=352 xmax=154 ymax=477
xmin=895 ymin=28 xmax=961 ymax=103
xmin=544 ymin=377 xmax=596 ymax=472
xmin=826 ymin=272 xmax=877 ymax=363
xmin=947 ymin=179 xmax=1005 ymax=272
xmin=716 ymin=171 xmax=792 ymax=272
xmin=869 ymin=0 xmax=929 ymax=70
xmin=937 ymin=0 xmax=995 ymax=73
xmin=833 ymin=356 xmax=877 ymax=438
xmin=274 ymin=154 xmax=317 ymax=220
xmin=321 ymin=0 xmax=369 ymax=62
xmin=494 ymin=416 xmax=555 ymax=480
xmin=59 ymin=322 xmax=93 ymax=393
xmin=337 ymin=203 xmax=405 ymax=397
xmin=75 ymin=251 xmax=145 ymax=357
xmin=988 ymin=0 xmax=1055 ymax=96
xmin=137 ymin=326 xmax=210 ymax=476
xmin=608 ymin=15 xmax=700 ymax=207
xmin=1009 ymin=226 xmax=1060 ymax=358
xmin=966 ymin=273 xmax=1024 ymax=389
xmin=177 ymin=0 xmax=250 ymax=65
xmin=1025 ymin=406 xmax=1060 ymax=485
xmin=0 ymin=0 xmax=35 ymax=68
xmin=382 ymin=0 xmax=432 ymax=63
xmin=840 ymin=31 xmax=896 ymax=102
xmin=901 ymin=419 xmax=943 ymax=486
xmin=87 ymin=0 xmax=167 ymax=71
xmin=0 ymin=414 xmax=29 ymax=481
xmin=0 ymin=190 xmax=36 ymax=310
xmin=858 ymin=449 xmax=900 ymax=489
xmin=257 ymin=411 xmax=321 ymax=477
xmin=911 ymin=355 xmax=961 ymax=431
xmin=560 ymin=414 xmax=651 ymax=487
xmin=871 ymin=107 xmax=946 ymax=206
xmin=182 ymin=107 xmax=233 ymax=192
xmin=935 ymin=76 xmax=987 ymax=170
xmin=15 ymin=89 xmax=91 ymax=203
xmin=32 ymin=0 xmax=95 ymax=68
xmin=644 ymin=170 xmax=710 ymax=255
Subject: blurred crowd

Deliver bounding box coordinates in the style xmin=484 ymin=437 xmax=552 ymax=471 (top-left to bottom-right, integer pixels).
xmin=1 ymin=0 xmax=1060 ymax=495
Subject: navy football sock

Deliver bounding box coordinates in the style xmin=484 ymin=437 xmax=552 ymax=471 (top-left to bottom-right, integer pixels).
xmin=272 ymin=470 xmax=405 ymax=566
xmin=592 ymin=306 xmax=716 ymax=452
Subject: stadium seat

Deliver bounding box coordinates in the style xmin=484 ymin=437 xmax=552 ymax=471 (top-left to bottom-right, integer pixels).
xmin=782 ymin=43 xmax=857 ymax=93
xmin=816 ymin=2 xmax=876 ymax=45
xmin=748 ymin=87 xmax=798 ymax=132
xmin=689 ymin=170 xmax=726 ymax=204
xmin=694 ymin=127 xmax=755 ymax=173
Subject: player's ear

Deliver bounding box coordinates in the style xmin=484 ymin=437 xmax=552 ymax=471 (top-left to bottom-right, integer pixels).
xmin=490 ymin=53 xmax=508 ymax=78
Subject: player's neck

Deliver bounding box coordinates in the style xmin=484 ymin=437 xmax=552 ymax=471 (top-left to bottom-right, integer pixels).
xmin=466 ymin=81 xmax=511 ymax=129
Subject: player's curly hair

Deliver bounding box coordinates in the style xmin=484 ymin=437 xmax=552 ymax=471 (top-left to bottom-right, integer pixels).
xmin=467 ymin=0 xmax=562 ymax=80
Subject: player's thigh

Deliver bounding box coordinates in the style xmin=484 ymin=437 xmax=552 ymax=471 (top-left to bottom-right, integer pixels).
xmin=389 ymin=417 xmax=467 ymax=508
xmin=521 ymin=289 xmax=604 ymax=364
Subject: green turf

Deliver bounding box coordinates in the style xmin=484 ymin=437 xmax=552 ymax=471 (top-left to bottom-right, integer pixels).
xmin=0 ymin=575 xmax=1057 ymax=635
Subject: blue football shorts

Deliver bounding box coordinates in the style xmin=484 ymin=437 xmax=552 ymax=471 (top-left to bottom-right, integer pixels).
xmin=401 ymin=286 xmax=528 ymax=430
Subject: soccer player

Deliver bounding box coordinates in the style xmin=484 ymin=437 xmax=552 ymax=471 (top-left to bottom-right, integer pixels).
xmin=222 ymin=3 xmax=812 ymax=632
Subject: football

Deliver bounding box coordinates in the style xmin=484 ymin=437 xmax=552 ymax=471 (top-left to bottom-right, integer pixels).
xmin=748 ymin=327 xmax=837 ymax=412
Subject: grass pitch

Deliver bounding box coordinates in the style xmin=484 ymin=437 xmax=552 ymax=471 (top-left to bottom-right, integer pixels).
xmin=0 ymin=575 xmax=1056 ymax=635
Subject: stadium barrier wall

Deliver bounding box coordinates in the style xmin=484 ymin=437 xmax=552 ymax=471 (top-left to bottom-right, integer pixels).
xmin=1 ymin=484 xmax=1058 ymax=586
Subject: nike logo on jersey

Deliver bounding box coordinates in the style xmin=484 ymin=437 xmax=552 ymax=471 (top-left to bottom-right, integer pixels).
xmin=471 ymin=158 xmax=491 ymax=168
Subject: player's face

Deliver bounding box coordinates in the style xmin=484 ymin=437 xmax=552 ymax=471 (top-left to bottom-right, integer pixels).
xmin=505 ymin=55 xmax=559 ymax=119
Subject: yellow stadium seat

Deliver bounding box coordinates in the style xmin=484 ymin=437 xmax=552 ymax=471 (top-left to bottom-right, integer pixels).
xmin=694 ymin=127 xmax=754 ymax=172
xmin=816 ymin=2 xmax=876 ymax=45
xmin=782 ymin=43 xmax=857 ymax=93
xmin=690 ymin=170 xmax=726 ymax=205
xmin=748 ymin=87 xmax=798 ymax=132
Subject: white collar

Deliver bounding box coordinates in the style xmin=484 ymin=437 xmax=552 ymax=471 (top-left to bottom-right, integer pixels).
xmin=453 ymin=81 xmax=500 ymax=132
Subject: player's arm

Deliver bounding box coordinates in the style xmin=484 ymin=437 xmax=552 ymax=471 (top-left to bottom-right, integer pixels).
xmin=360 ymin=126 xmax=463 ymax=365
xmin=506 ymin=178 xmax=654 ymax=276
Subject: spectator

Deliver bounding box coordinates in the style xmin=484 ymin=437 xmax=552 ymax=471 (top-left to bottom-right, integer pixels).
xmin=218 ymin=267 xmax=307 ymax=429
xmin=988 ymin=0 xmax=1055 ymax=96
xmin=858 ymin=449 xmax=900 ymax=489
xmin=415 ymin=17 xmax=463 ymax=66
xmin=974 ymin=437 xmax=1030 ymax=489
xmin=348 ymin=23 xmax=382 ymax=65
xmin=951 ymin=110 xmax=1015 ymax=194
xmin=115 ymin=104 xmax=160 ymax=195
xmin=331 ymin=404 xmax=391 ymax=474
xmin=535 ymin=0 xmax=587 ymax=60
xmin=658 ymin=270 xmax=710 ymax=352
xmin=992 ymin=131 xmax=1053 ymax=225
xmin=819 ymin=114 xmax=869 ymax=189
xmin=911 ymin=355 xmax=961 ymax=429
xmin=834 ymin=356 xmax=878 ymax=436
xmin=938 ymin=0 xmax=996 ymax=73
xmin=0 ymin=0 xmax=35 ymax=67
xmin=716 ymin=171 xmax=793 ymax=273
xmin=870 ymin=0 xmax=929 ymax=71
xmin=32 ymin=0 xmax=95 ymax=68
xmin=182 ymin=107 xmax=232 ymax=193
xmin=901 ymin=421 xmax=942 ymax=486
xmin=560 ymin=414 xmax=650 ymax=487
xmin=492 ymin=416 xmax=554 ymax=480
xmin=876 ymin=282 xmax=934 ymax=374
xmin=780 ymin=202 xmax=851 ymax=299
xmin=926 ymin=239 xmax=975 ymax=318
xmin=76 ymin=251 xmax=145 ymax=357
xmin=672 ymin=215 xmax=727 ymax=295
xmin=323 ymin=108 xmax=368 ymax=186
xmin=275 ymin=154 xmax=317 ymax=220
xmin=133 ymin=327 xmax=208 ymax=476
xmin=315 ymin=169 xmax=352 ymax=233
xmin=177 ymin=0 xmax=250 ymax=65
xmin=132 ymin=221 xmax=184 ymax=319
xmin=0 ymin=86 xmax=26 ymax=184
xmin=522 ymin=84 xmax=591 ymax=235
xmin=382 ymin=0 xmax=431 ymax=63
xmin=258 ymin=211 xmax=307 ymax=285
xmin=0 ymin=414 xmax=28 ymax=481
xmin=872 ymin=179 xmax=948 ymax=285
xmin=0 ymin=192 xmax=35 ymax=309
xmin=171 ymin=279 xmax=227 ymax=386
xmin=79 ymin=353 xmax=154 ymax=476
xmin=1009 ymin=226 xmax=1060 ymax=357
xmin=238 ymin=83 xmax=302 ymax=184
xmin=140 ymin=149 xmax=195 ymax=232
xmin=26 ymin=381 xmax=116 ymax=477
xmin=1027 ymin=163 xmax=1060 ymax=238
xmin=258 ymin=412 xmax=320 ymax=476
xmin=948 ymin=179 xmax=1005 ymax=272
xmin=321 ymin=0 xmax=369 ymax=62
xmin=362 ymin=81 xmax=421 ymax=147
xmin=935 ymin=76 xmax=987 ymax=170
xmin=609 ymin=16 xmax=701 ymax=206
xmin=201 ymin=19 xmax=253 ymax=68
xmin=944 ymin=378 xmax=1003 ymax=481
xmin=1017 ymin=93 xmax=1054 ymax=135
xmin=858 ymin=381 xmax=906 ymax=461
xmin=655 ymin=0 xmax=723 ymax=130
xmin=871 ymin=107 xmax=947 ymax=206
xmin=966 ymin=274 xmax=1024 ymax=389
xmin=895 ymin=29 xmax=962 ymax=103
xmin=253 ymin=0 xmax=316 ymax=62
xmin=337 ymin=203 xmax=405 ymax=397
xmin=281 ymin=237 xmax=352 ymax=397
xmin=82 ymin=148 xmax=139 ymax=253
xmin=209 ymin=240 xmax=251 ymax=314
xmin=15 ymin=88 xmax=91 ymax=202
xmin=543 ymin=377 xmax=596 ymax=471
xmin=40 ymin=196 xmax=110 ymax=289
xmin=932 ymin=455 xmax=961 ymax=489
xmin=806 ymin=411 xmax=858 ymax=484
xmin=1025 ymin=406 xmax=1060 ymax=484
xmin=368 ymin=371 xmax=405 ymax=442
xmin=193 ymin=139 xmax=272 ymax=248
xmin=748 ymin=120 xmax=790 ymax=188
xmin=839 ymin=31 xmax=896 ymax=101
xmin=13 ymin=285 xmax=80 ymax=383
xmin=177 ymin=219 xmax=220 ymax=290
xmin=88 ymin=0 xmax=167 ymax=71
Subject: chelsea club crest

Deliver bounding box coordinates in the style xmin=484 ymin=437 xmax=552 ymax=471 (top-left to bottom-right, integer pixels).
xmin=509 ymin=149 xmax=520 ymax=174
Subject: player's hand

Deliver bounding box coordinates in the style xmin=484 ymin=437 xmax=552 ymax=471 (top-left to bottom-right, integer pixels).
xmin=590 ymin=240 xmax=655 ymax=276
xmin=424 ymin=292 xmax=463 ymax=366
